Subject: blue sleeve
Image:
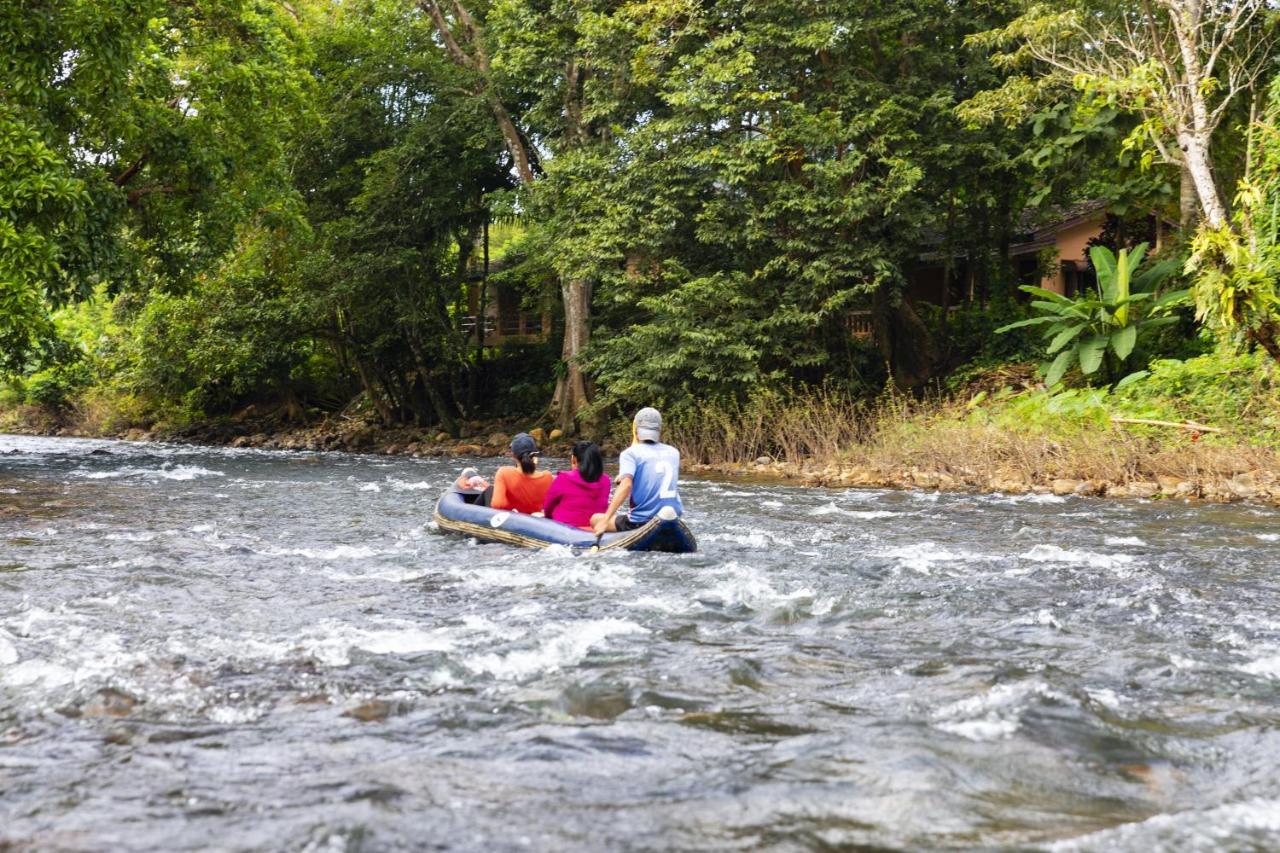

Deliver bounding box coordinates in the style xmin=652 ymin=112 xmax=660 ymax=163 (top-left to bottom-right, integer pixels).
xmin=618 ymin=447 xmax=637 ymax=481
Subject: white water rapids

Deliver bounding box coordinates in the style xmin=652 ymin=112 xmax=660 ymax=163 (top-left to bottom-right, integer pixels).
xmin=2 ymin=434 xmax=1280 ymax=850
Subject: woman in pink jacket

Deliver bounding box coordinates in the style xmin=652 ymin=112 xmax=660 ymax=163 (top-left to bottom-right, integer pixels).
xmin=543 ymin=442 xmax=611 ymax=529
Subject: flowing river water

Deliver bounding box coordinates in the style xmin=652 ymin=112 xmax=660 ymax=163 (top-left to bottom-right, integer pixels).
xmin=2 ymin=434 xmax=1280 ymax=851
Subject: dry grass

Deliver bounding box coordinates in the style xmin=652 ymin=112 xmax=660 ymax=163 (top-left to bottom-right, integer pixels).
xmin=843 ymin=398 xmax=1279 ymax=486
xmin=665 ymin=387 xmax=866 ymax=464
xmin=672 ymin=387 xmax=1280 ymax=499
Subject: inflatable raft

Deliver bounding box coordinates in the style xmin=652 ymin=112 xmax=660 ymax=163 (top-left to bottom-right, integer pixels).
xmin=433 ymin=488 xmax=697 ymax=553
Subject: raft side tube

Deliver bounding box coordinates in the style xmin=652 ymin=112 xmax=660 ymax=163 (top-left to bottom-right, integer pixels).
xmin=432 ymin=489 xmax=696 ymax=553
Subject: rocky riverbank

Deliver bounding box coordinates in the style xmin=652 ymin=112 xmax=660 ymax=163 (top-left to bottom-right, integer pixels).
xmin=686 ymin=458 xmax=1280 ymax=506
xmin=6 ymin=405 xmax=1280 ymax=508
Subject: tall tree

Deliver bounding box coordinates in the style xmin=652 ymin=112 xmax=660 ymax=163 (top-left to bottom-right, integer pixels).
xmin=418 ymin=0 xmax=603 ymax=432
xmin=969 ymin=0 xmax=1275 ymax=229
xmin=0 ymin=0 xmax=310 ymax=370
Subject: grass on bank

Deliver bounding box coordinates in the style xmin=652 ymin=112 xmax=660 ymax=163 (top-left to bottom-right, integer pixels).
xmin=668 ymin=349 xmax=1280 ymax=489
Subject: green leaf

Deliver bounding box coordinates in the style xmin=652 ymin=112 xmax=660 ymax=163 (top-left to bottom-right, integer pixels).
xmin=995 ymin=316 xmax=1056 ymax=333
xmin=1090 ymin=245 xmax=1117 ymax=300
xmin=1078 ymin=335 xmax=1108 ymax=374
xmin=1019 ymin=285 xmax=1072 ymax=303
xmin=1151 ymin=288 xmax=1190 ymax=310
xmin=1113 ymin=370 xmax=1149 ymax=390
xmin=1125 ymin=242 xmax=1148 ymax=279
xmin=1044 ymin=348 xmax=1074 ymax=387
xmin=1047 ymin=322 xmax=1086 ymax=354
xmin=1134 ymin=259 xmax=1180 ymax=292
xmin=1110 ymin=324 xmax=1137 ymax=360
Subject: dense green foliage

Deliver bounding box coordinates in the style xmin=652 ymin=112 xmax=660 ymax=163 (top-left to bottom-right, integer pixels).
xmin=2 ymin=0 xmax=1276 ymax=437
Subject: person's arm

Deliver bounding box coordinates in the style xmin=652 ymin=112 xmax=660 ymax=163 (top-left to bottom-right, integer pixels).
xmin=542 ymin=474 xmax=564 ymax=518
xmin=592 ymin=475 xmax=632 ymax=535
xmin=491 ymin=467 xmax=512 ymax=510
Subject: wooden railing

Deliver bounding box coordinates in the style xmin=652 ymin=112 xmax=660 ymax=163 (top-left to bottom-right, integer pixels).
xmin=848 ymin=311 xmax=874 ymax=338
xmin=461 ymin=314 xmax=548 ymax=345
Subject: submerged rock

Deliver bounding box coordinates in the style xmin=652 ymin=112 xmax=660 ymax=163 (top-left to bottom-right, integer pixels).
xmin=344 ymin=700 xmax=392 ymax=722
xmin=82 ymin=688 xmax=141 ymax=718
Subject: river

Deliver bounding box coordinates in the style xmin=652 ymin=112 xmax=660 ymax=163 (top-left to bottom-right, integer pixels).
xmin=1 ymin=434 xmax=1279 ymax=851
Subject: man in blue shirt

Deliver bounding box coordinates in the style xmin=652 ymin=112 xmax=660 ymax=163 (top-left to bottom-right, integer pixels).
xmin=591 ymin=407 xmax=684 ymax=534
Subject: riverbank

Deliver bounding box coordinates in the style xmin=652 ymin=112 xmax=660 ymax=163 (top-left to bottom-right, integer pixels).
xmin=5 ymin=384 xmax=1280 ymax=508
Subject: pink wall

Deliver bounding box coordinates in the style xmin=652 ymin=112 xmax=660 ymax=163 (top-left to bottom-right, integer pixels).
xmin=1041 ymin=217 xmax=1104 ymax=294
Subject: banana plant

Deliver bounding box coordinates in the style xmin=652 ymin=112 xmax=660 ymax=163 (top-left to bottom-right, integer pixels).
xmin=996 ymin=242 xmax=1187 ymax=387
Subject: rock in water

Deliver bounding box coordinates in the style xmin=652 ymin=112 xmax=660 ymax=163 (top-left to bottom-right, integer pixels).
xmin=344 ymin=700 xmax=392 ymax=722
xmin=83 ymin=688 xmax=140 ymax=718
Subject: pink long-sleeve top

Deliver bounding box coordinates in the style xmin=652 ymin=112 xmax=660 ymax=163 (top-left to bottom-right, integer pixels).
xmin=542 ymin=468 xmax=611 ymax=529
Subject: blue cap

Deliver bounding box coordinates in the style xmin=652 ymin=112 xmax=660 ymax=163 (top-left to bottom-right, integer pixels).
xmin=511 ymin=432 xmax=539 ymax=457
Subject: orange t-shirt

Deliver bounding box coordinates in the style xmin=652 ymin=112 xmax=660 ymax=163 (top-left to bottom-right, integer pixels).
xmin=491 ymin=466 xmax=552 ymax=514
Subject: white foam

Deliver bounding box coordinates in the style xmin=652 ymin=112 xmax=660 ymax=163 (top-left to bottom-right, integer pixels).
xmin=104 ymin=531 xmax=157 ymax=542
xmin=258 ymin=544 xmax=389 ymax=560
xmin=1257 ymin=533 xmax=1280 ymax=542
xmin=1085 ymin=688 xmax=1122 ymax=709
xmin=703 ymin=530 xmax=794 ymax=548
xmin=456 ymin=558 xmax=638 ymax=591
xmin=878 ymin=543 xmax=971 ymax=575
xmin=358 ymin=483 xmax=382 ymax=493
xmin=386 ymin=479 xmax=438 ymax=492
xmin=207 ymin=705 xmax=265 ymax=724
xmin=1104 ymin=535 xmax=1146 ymax=547
xmin=1020 ymin=544 xmax=1135 ymax=570
xmin=810 ymin=502 xmax=898 ymax=519
xmin=464 ymin=618 xmax=647 ymax=680
xmin=697 ymin=564 xmax=815 ymax=611
xmin=1017 ymin=608 xmax=1062 ymax=629
xmin=1047 ymin=798 xmax=1280 ymax=851
xmin=0 ymin=633 xmax=19 ymax=665
xmin=936 ymin=718 xmax=1020 ymax=740
xmin=933 ymin=680 xmax=1068 ymax=742
xmin=1240 ymin=654 xmax=1280 ymax=678
xmin=78 ymin=465 xmax=225 ymax=481
xmin=991 ymin=492 xmax=1066 ymax=504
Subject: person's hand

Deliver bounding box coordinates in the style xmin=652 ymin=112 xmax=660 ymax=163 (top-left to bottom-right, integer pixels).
xmin=591 ymin=516 xmax=609 ymax=536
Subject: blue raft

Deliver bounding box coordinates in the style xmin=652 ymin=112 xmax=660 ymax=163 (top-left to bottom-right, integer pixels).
xmin=433 ymin=488 xmax=697 ymax=553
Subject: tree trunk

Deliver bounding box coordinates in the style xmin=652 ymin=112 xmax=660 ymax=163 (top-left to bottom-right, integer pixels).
xmin=1179 ymin=161 xmax=1200 ymax=230
xmin=1249 ymin=321 xmax=1280 ymax=365
xmin=354 ymin=359 xmax=394 ymax=425
xmin=468 ymin=216 xmax=489 ymax=412
xmin=550 ymin=277 xmax=591 ymax=433
xmin=873 ymin=284 xmax=938 ymax=390
xmin=422 ymin=0 xmax=592 ymax=428
xmin=1179 ymin=132 xmax=1227 ymax=228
